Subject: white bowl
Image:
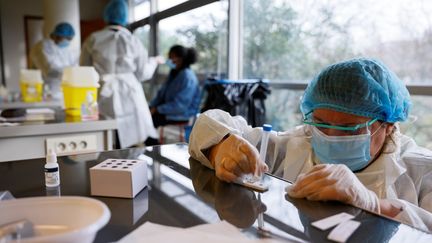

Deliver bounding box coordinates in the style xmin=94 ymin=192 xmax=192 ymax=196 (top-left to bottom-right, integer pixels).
xmin=0 ymin=196 xmax=110 ymax=243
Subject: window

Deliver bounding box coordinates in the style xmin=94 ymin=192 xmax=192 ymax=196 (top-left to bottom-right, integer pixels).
xmin=243 ymin=0 xmax=432 ymax=84
xmin=130 ymin=0 xmax=432 ymax=149
xmin=134 ymin=25 xmax=150 ymax=50
xmin=401 ymin=96 xmax=432 ymax=150
xmin=133 ymin=25 xmax=152 ymax=98
xmin=158 ymin=1 xmax=228 ymax=77
xmin=243 ymin=0 xmax=432 ymax=149
xmin=265 ymin=89 xmax=303 ymax=131
xmin=133 ymin=0 xmax=150 ymax=21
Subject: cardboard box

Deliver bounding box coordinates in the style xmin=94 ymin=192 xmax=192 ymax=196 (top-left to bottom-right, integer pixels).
xmin=90 ymin=159 xmax=148 ymax=198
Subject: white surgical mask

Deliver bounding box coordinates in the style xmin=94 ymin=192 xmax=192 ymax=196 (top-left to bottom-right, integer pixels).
xmin=311 ymin=123 xmax=384 ymax=171
xmin=57 ymin=40 xmax=70 ymax=48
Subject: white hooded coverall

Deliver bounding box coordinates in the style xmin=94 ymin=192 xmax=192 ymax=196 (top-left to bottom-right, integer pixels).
xmin=30 ymin=38 xmax=77 ymax=99
xmin=80 ymin=25 xmax=158 ymax=148
xmin=189 ymin=109 xmax=432 ymax=232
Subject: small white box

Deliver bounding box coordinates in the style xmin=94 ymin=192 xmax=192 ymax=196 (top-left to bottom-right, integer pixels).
xmin=90 ymin=159 xmax=148 ymax=198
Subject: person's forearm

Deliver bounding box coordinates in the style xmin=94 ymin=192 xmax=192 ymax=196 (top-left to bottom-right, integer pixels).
xmin=150 ymin=107 xmax=157 ymax=115
xmin=208 ymin=144 xmax=220 ymax=168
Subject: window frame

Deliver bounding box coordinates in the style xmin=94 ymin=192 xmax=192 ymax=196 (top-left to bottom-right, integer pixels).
xmin=129 ymin=0 xmax=432 ymax=95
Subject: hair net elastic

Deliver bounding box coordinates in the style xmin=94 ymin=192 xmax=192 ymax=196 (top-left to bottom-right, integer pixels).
xmin=52 ymin=23 xmax=75 ymax=38
xmin=104 ymin=0 xmax=128 ymax=26
xmin=300 ymin=58 xmax=411 ymax=123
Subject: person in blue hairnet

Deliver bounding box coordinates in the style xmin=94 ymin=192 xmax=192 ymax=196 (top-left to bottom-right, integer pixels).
xmin=189 ymin=58 xmax=432 ymax=232
xmin=80 ymin=0 xmax=164 ymax=148
xmin=30 ymin=22 xmax=77 ymax=100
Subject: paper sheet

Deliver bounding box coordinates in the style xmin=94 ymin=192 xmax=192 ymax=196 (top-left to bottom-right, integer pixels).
xmin=311 ymin=212 xmax=355 ymax=230
xmin=119 ymin=221 xmax=285 ymax=243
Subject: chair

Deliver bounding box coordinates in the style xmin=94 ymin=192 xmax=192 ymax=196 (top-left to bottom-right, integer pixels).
xmin=157 ymin=84 xmax=203 ymax=144
xmin=159 ymin=122 xmax=189 ymax=144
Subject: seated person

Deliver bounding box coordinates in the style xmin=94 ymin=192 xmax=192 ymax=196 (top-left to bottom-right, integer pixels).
xmin=149 ymin=45 xmax=201 ymax=127
xmin=188 ymin=58 xmax=432 ymax=232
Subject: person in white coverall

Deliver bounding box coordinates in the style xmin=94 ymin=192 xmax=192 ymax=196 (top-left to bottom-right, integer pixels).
xmin=30 ymin=22 xmax=77 ymax=100
xmin=80 ymin=0 xmax=163 ymax=148
xmin=188 ymin=58 xmax=432 ymax=232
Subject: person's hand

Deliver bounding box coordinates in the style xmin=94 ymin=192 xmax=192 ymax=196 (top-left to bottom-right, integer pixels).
xmin=379 ymin=199 xmax=403 ymax=217
xmin=209 ymin=134 xmax=268 ymax=182
xmin=154 ymin=56 xmax=165 ymax=65
xmin=150 ymin=107 xmax=157 ymax=115
xmin=286 ymin=164 xmax=380 ymax=213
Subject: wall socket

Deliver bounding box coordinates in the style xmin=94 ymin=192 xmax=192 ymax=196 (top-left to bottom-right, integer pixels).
xmin=46 ymin=134 xmax=97 ymax=156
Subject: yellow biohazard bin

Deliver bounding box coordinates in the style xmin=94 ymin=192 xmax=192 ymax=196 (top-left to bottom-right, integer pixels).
xmin=20 ymin=69 xmax=43 ymax=102
xmin=62 ymin=67 xmax=100 ymax=116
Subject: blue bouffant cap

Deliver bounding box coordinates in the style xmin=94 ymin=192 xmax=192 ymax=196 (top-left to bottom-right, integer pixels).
xmin=104 ymin=0 xmax=128 ymax=26
xmin=300 ymin=58 xmax=411 ymax=123
xmin=52 ymin=22 xmax=75 ymax=38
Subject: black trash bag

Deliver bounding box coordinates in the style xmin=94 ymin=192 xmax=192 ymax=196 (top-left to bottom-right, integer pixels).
xmin=201 ymin=80 xmax=271 ymax=127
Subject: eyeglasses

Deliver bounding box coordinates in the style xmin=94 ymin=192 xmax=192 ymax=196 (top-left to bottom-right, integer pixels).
xmin=303 ymin=111 xmax=378 ymax=136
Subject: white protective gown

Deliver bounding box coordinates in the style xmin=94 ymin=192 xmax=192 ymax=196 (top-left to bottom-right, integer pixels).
xmin=189 ymin=109 xmax=432 ymax=232
xmin=30 ymin=38 xmax=77 ymax=99
xmin=80 ymin=25 xmax=158 ymax=148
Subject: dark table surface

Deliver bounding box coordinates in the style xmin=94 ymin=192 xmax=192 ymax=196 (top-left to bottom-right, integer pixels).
xmin=0 ymin=144 xmax=431 ymax=242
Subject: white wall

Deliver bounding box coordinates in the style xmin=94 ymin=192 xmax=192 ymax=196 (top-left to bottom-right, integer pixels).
xmin=0 ymin=0 xmax=44 ymax=91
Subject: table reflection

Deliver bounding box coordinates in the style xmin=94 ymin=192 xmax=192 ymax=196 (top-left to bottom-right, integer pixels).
xmin=189 ymin=158 xmax=266 ymax=228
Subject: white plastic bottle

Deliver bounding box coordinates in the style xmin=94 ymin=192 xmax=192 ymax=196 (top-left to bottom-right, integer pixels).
xmin=45 ymin=149 xmax=60 ymax=187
